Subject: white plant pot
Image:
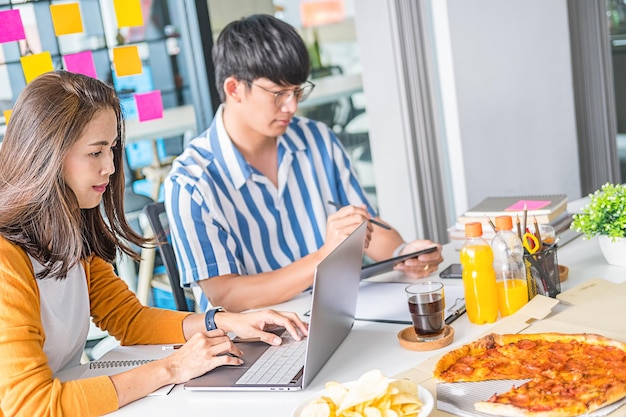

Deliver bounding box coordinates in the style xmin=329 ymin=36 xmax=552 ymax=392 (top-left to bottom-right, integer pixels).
xmin=598 ymin=235 xmax=626 ymax=267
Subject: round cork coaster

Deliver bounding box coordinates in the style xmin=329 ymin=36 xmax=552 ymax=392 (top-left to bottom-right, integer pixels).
xmin=559 ymin=265 xmax=569 ymax=282
xmin=397 ymin=325 xmax=454 ymax=351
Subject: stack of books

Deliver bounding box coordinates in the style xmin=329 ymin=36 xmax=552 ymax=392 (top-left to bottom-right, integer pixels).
xmin=448 ymin=194 xmax=571 ymax=250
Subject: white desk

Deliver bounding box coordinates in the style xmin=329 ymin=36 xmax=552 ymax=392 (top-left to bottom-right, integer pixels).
xmin=125 ymin=104 xmax=197 ymax=144
xmin=301 ymin=73 xmax=363 ymax=108
xmin=106 ymin=232 xmax=625 ymax=417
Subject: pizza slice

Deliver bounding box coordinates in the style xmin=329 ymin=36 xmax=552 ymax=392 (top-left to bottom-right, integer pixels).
xmin=434 ymin=332 xmax=626 ymax=417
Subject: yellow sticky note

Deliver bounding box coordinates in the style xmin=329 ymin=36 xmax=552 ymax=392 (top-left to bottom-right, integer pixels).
xmin=3 ymin=110 xmax=12 ymax=125
xmin=112 ymin=46 xmax=142 ymax=77
xmin=20 ymin=52 xmax=54 ymax=84
xmin=113 ymin=0 xmax=144 ymax=28
xmin=50 ymin=3 xmax=83 ymax=36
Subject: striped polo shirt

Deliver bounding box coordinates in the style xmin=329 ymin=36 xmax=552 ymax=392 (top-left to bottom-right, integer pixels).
xmin=164 ymin=105 xmax=375 ymax=311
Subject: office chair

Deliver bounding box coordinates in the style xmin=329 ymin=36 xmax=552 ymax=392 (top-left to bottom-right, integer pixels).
xmin=143 ymin=202 xmax=192 ymax=312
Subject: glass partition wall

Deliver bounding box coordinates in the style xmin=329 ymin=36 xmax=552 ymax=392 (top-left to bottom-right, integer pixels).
xmin=0 ymin=0 xmax=211 ymax=198
xmin=0 ymin=0 xmax=377 ymax=207
xmin=608 ymin=0 xmax=626 ymax=182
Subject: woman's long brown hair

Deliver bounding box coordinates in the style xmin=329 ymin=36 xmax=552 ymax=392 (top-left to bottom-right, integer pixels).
xmin=0 ymin=70 xmax=148 ymax=279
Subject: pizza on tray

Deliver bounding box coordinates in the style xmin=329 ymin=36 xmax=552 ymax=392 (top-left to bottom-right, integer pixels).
xmin=433 ymin=332 xmax=626 ymax=417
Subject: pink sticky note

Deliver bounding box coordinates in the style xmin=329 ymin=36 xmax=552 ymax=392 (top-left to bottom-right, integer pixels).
xmin=505 ymin=200 xmax=551 ymax=211
xmin=135 ymin=90 xmax=163 ymax=122
xmin=63 ymin=51 xmax=97 ymax=78
xmin=0 ymin=10 xmax=26 ymax=43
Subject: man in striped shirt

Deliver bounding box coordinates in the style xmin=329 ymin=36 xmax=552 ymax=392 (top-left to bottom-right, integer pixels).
xmin=164 ymin=14 xmax=444 ymax=313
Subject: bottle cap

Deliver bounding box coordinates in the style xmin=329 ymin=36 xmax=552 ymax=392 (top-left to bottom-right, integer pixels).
xmin=465 ymin=222 xmax=483 ymax=237
xmin=495 ymin=215 xmax=513 ymax=231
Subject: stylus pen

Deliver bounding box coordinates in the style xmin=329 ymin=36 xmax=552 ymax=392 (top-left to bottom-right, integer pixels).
xmin=327 ymin=201 xmax=391 ymax=230
xmin=445 ymin=305 xmax=467 ymax=325
xmin=162 ymin=344 xmax=183 ymax=351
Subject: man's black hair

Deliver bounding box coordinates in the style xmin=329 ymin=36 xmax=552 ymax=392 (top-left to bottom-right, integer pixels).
xmin=212 ymin=14 xmax=311 ymax=102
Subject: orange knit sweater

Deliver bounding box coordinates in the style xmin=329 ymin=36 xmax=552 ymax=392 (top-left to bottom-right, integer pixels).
xmin=0 ymin=237 xmax=191 ymax=416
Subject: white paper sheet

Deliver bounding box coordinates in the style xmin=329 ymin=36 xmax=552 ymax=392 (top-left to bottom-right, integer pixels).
xmin=355 ymin=281 xmax=465 ymax=324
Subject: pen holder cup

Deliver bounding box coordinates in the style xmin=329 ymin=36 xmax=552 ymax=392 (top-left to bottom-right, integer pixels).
xmin=524 ymin=246 xmax=561 ymax=299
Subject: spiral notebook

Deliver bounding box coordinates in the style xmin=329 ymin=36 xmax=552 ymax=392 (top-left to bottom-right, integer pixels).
xmin=81 ymin=359 xmax=155 ymax=377
xmin=79 ymin=347 xmax=175 ymax=395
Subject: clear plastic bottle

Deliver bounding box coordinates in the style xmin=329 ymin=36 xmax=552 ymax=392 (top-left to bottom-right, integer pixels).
xmin=460 ymin=222 xmax=498 ymax=324
xmin=491 ymin=216 xmax=528 ymax=316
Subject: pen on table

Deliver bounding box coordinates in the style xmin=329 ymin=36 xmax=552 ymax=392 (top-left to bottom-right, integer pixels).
xmin=355 ymin=318 xmax=412 ymax=325
xmin=445 ymin=305 xmax=466 ymax=325
xmin=163 ymin=344 xmax=244 ymax=361
xmin=218 ymin=352 xmax=244 ymax=361
xmin=162 ymin=344 xmax=183 ymax=351
xmin=486 ymin=217 xmax=496 ymax=233
xmin=232 ymin=336 xmax=262 ymax=343
xmin=516 ymin=215 xmax=522 ymax=241
xmin=327 ymin=201 xmax=391 ymax=230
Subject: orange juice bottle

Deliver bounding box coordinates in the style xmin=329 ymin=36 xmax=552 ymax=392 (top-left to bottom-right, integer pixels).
xmin=496 ymin=279 xmax=528 ymax=316
xmin=492 ymin=216 xmax=528 ymax=316
xmin=460 ymin=222 xmax=498 ymax=324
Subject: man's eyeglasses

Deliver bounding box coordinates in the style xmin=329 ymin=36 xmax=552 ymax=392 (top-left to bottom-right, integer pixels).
xmin=249 ymin=81 xmax=316 ymax=108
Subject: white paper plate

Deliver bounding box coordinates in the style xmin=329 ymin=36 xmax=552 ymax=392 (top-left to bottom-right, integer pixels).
xmin=292 ymin=381 xmax=434 ymax=417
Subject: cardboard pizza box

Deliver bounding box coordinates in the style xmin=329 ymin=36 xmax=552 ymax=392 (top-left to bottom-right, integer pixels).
xmin=545 ymin=280 xmax=626 ymax=341
xmin=395 ymin=279 xmax=626 ymax=417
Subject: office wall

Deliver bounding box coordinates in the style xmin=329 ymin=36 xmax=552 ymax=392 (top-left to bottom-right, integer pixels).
xmin=446 ymin=0 xmax=581 ymax=209
xmin=355 ymin=0 xmax=582 ymax=241
xmin=353 ymin=2 xmax=423 ymax=240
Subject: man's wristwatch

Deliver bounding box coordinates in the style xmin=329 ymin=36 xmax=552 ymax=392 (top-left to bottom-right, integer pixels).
xmin=393 ymin=242 xmax=407 ymax=257
xmin=204 ymin=307 xmax=224 ymax=331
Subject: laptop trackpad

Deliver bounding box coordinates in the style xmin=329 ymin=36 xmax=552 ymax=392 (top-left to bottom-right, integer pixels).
xmin=186 ymin=340 xmax=270 ymax=387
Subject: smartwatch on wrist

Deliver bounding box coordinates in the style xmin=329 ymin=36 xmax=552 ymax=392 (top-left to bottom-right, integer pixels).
xmin=204 ymin=307 xmax=224 ymax=331
xmin=393 ymin=242 xmax=407 ymax=257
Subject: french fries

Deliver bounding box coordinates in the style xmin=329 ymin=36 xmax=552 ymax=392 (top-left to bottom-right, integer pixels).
xmin=301 ymin=370 xmax=423 ymax=417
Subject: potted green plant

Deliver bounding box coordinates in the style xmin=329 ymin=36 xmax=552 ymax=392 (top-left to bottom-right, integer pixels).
xmin=571 ymin=182 xmax=626 ymax=266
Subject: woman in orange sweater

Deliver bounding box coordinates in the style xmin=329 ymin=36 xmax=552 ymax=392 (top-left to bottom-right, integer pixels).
xmin=0 ymin=70 xmax=308 ymax=417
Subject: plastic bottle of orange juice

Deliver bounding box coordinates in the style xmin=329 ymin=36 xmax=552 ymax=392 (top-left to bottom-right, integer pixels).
xmin=491 ymin=216 xmax=528 ymax=316
xmin=460 ymin=222 xmax=498 ymax=324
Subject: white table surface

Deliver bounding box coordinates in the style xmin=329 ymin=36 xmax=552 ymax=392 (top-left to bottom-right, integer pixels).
xmin=300 ymin=73 xmax=363 ymax=108
xmin=103 ymin=228 xmax=626 ymax=417
xmin=125 ymin=104 xmax=197 ymax=144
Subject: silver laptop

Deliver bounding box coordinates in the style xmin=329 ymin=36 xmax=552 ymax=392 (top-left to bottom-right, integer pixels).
xmin=184 ymin=221 xmax=367 ymax=391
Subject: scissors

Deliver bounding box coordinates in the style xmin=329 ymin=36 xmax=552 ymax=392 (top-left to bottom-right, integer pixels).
xmin=523 ymin=232 xmax=541 ymax=254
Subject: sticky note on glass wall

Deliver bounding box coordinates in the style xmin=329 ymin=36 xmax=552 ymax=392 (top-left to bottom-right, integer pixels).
xmin=21 ymin=52 xmax=54 ymax=84
xmin=3 ymin=110 xmax=12 ymax=125
xmin=0 ymin=9 xmax=26 ymax=43
xmin=63 ymin=51 xmax=97 ymax=78
xmin=113 ymin=0 xmax=144 ymax=28
xmin=50 ymin=3 xmax=84 ymax=36
xmin=113 ymin=46 xmax=142 ymax=77
xmin=135 ymin=90 xmax=163 ymax=122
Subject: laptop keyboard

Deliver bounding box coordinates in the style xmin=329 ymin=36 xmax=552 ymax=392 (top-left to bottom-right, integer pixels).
xmin=235 ymin=331 xmax=306 ymax=385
